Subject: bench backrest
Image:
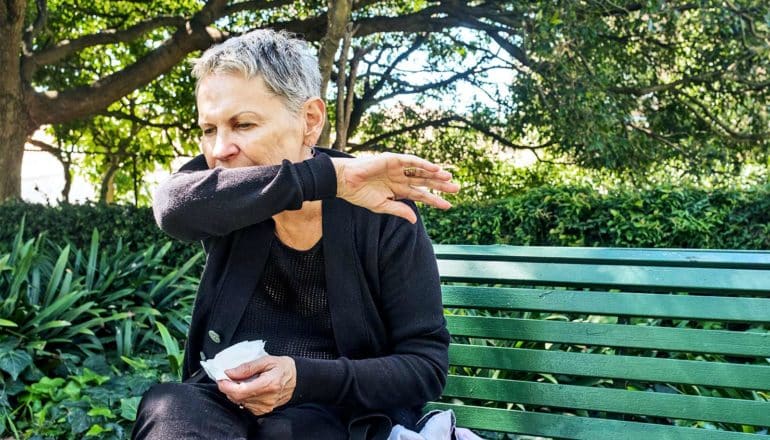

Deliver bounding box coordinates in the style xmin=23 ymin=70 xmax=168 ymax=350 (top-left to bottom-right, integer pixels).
xmin=430 ymin=245 xmax=770 ymax=439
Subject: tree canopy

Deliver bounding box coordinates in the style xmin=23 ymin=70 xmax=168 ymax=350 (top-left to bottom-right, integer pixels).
xmin=2 ymin=1 xmax=768 ymax=203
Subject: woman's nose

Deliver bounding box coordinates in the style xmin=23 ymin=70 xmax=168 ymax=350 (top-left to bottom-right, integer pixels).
xmin=212 ymin=132 xmax=239 ymax=161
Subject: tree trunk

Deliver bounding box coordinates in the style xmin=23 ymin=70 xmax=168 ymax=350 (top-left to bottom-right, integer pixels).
xmin=0 ymin=0 xmax=32 ymax=201
xmin=61 ymin=160 xmax=72 ymax=203
xmin=316 ymin=0 xmax=353 ymax=147
xmin=99 ymin=161 xmax=120 ymax=204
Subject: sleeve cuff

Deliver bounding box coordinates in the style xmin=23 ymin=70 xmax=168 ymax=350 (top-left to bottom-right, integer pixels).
xmin=289 ymin=356 xmax=345 ymax=405
xmin=294 ymin=152 xmax=337 ymax=202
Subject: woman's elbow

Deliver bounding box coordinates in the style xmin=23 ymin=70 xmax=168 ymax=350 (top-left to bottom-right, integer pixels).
xmin=152 ymin=188 xmax=206 ymax=242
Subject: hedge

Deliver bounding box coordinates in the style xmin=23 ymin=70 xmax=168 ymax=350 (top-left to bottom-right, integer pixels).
xmin=421 ymin=184 xmax=770 ymax=249
xmin=0 ymin=201 xmax=201 ymax=269
xmin=2 ymin=183 xmax=770 ymax=265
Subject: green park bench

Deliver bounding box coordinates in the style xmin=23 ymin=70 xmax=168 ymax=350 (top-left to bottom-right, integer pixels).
xmin=427 ymin=245 xmax=770 ymax=439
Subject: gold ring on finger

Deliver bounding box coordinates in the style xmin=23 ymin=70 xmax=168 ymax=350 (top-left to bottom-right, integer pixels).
xmin=403 ymin=167 xmax=417 ymax=177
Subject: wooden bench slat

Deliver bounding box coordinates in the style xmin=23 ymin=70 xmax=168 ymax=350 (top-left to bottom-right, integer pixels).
xmin=448 ymin=344 xmax=770 ymax=390
xmin=446 ymin=316 xmax=770 ymax=357
xmin=425 ymin=403 xmax=763 ymax=440
xmin=437 ymin=260 xmax=770 ymax=294
xmin=434 ymin=244 xmax=770 ymax=269
xmin=442 ymin=376 xmax=770 ymax=426
xmin=442 ymin=286 xmax=770 ymax=322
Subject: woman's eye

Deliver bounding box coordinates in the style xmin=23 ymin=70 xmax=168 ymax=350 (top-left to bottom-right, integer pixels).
xmin=202 ymin=127 xmax=216 ymax=136
xmin=236 ymin=122 xmax=255 ymax=130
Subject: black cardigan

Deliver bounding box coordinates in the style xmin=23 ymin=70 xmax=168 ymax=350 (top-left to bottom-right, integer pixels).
xmin=152 ymin=148 xmax=449 ymax=423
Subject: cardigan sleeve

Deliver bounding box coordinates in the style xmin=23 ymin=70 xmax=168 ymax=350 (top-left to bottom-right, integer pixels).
xmin=289 ymin=205 xmax=449 ymax=410
xmin=152 ymin=153 xmax=337 ymax=242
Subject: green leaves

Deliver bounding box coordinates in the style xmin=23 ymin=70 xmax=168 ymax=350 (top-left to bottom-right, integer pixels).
xmin=155 ymin=322 xmax=182 ymax=380
xmin=119 ymin=396 xmax=141 ymax=421
xmin=0 ymin=347 xmax=32 ymax=381
xmin=0 ymin=220 xmax=198 ymax=439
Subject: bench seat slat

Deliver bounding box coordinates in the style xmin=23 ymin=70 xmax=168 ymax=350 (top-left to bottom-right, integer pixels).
xmin=446 ymin=316 xmax=770 ymax=357
xmin=438 ymin=260 xmax=770 ymax=294
xmin=425 ymin=403 xmax=763 ymax=440
xmin=448 ymin=344 xmax=770 ymax=390
xmin=433 ymin=244 xmax=770 ymax=269
xmin=442 ymin=376 xmax=770 ymax=426
xmin=442 ymin=286 xmax=770 ymax=322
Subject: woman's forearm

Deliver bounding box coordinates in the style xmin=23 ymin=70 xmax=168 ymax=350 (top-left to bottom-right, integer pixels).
xmin=152 ymin=154 xmax=337 ymax=242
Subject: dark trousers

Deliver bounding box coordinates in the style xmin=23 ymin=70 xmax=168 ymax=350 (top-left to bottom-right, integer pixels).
xmin=131 ymin=382 xmax=348 ymax=439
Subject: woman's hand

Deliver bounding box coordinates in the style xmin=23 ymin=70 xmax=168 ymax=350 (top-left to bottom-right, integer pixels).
xmin=332 ymin=153 xmax=460 ymax=224
xmin=217 ymin=355 xmax=296 ymax=416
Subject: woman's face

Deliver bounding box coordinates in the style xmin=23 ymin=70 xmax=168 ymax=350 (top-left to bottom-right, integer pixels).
xmin=196 ymin=72 xmax=306 ymax=169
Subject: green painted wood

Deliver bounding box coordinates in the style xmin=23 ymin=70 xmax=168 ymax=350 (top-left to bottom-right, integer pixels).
xmin=446 ymin=316 xmax=770 ymax=357
xmin=448 ymin=344 xmax=770 ymax=390
xmin=437 ymin=260 xmax=770 ymax=294
xmin=425 ymin=403 xmax=762 ymax=439
xmin=433 ymin=244 xmax=770 ymax=269
xmin=441 ymin=286 xmax=770 ymax=322
xmin=442 ymin=375 xmax=770 ymax=426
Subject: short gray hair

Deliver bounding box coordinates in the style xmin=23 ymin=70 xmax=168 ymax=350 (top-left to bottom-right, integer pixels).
xmin=192 ymin=29 xmax=321 ymax=113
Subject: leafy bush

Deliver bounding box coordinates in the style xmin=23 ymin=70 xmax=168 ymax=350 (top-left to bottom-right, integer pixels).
xmin=5 ymin=183 xmax=770 ymax=255
xmin=0 ymin=222 xmax=199 ymax=438
xmin=422 ymin=184 xmax=770 ymax=248
xmin=7 ymin=354 xmax=171 ymax=440
xmin=0 ymin=201 xmax=200 ymax=269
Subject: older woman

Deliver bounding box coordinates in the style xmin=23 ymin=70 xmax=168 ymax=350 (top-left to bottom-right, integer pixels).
xmin=132 ymin=29 xmax=459 ymax=439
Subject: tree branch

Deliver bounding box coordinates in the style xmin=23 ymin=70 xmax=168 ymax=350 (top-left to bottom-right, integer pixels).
xmin=486 ymin=30 xmax=538 ymax=71
xmin=679 ymin=94 xmax=770 ymax=142
xmin=627 ymin=123 xmax=686 ymax=154
xmin=376 ymin=63 xmax=496 ymax=103
xmin=348 ymin=113 xmax=553 ymax=153
xmin=348 ymin=116 xmax=461 ymax=153
xmin=363 ymin=36 xmax=426 ymax=102
xmin=277 ymin=4 xmax=482 ymax=41
xmin=29 ymin=15 xmax=186 ymax=67
xmin=100 ymin=110 xmax=192 ymax=130
xmin=334 ymin=23 xmax=355 ymax=150
xmin=26 ymin=137 xmax=62 ymax=158
xmin=223 ymin=0 xmax=295 ymax=16
xmin=22 ymin=0 xmax=47 ymax=54
xmin=27 ymin=0 xmax=230 ymax=126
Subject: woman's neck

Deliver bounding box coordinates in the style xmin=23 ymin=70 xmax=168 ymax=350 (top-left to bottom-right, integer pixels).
xmin=272 ymin=200 xmax=323 ymax=250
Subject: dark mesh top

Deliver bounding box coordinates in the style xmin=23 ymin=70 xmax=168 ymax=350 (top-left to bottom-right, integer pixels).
xmin=231 ymin=237 xmax=338 ymax=360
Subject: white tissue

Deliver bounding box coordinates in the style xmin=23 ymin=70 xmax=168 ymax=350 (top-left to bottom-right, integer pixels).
xmin=200 ymin=340 xmax=268 ymax=381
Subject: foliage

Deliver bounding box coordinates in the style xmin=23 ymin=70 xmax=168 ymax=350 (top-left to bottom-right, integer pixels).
xmin=499 ymin=1 xmax=770 ymax=173
xmin=0 ymin=200 xmax=200 ymax=268
xmin=8 ymin=1 xmax=767 ymax=203
xmin=0 ymin=222 xmax=198 ymax=437
xmin=421 ymin=183 xmax=770 ymax=249
xmin=5 ymin=178 xmax=770 ymax=256
xmin=7 ymin=354 xmax=171 ymax=439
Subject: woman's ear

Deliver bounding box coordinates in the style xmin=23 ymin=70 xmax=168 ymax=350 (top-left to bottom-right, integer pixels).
xmin=301 ymin=97 xmax=326 ymax=146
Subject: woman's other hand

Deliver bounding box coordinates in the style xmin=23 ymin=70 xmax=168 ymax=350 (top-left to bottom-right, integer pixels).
xmin=332 ymin=153 xmax=461 ymax=224
xmin=217 ymin=355 xmax=297 ymax=416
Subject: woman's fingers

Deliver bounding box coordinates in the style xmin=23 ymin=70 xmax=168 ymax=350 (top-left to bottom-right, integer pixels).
xmin=332 ymin=154 xmax=459 ymax=217
xmin=377 ymin=199 xmax=418 ymax=224
xmin=394 ymin=153 xmax=442 ymax=173
xmin=403 ymin=186 xmax=453 ymax=210
xmin=403 ymin=176 xmax=460 ymax=194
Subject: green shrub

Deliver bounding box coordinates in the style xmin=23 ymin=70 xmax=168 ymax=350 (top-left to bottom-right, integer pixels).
xmin=0 ymin=201 xmax=200 ymax=269
xmin=4 ymin=183 xmax=770 ymax=251
xmin=7 ymin=354 xmax=172 ymax=440
xmin=0 ymin=222 xmax=198 ymax=438
xmin=422 ymin=184 xmax=770 ymax=248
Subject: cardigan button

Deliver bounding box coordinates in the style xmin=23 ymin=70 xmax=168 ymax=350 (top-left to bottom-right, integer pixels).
xmin=208 ymin=330 xmax=221 ymax=344
xmin=200 ymin=351 xmax=207 ymax=361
